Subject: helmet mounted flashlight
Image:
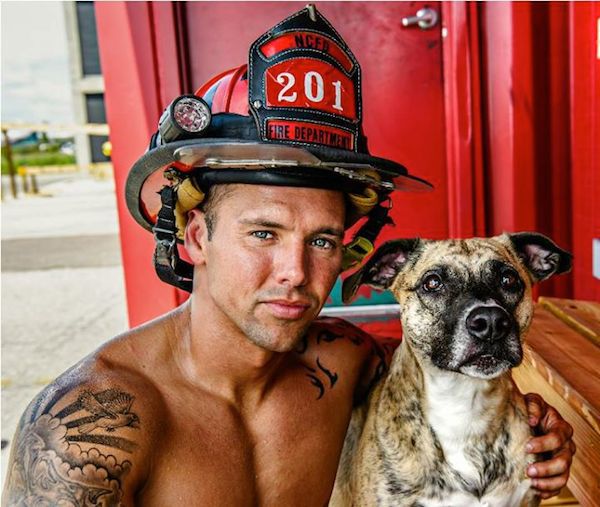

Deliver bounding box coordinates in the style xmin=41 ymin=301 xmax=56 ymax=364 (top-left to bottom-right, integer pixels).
xmin=157 ymin=95 xmax=212 ymax=144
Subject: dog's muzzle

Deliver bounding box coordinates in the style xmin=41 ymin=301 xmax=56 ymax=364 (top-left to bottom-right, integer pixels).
xmin=455 ymin=304 xmax=522 ymax=378
xmin=466 ymin=305 xmax=512 ymax=342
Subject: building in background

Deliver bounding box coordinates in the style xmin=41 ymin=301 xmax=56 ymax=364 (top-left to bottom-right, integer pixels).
xmin=63 ymin=1 xmax=109 ymax=170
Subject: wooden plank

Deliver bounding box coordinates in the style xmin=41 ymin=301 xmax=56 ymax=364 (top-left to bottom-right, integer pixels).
xmin=539 ymin=297 xmax=600 ymax=348
xmin=513 ymin=362 xmax=600 ymax=507
xmin=524 ymin=307 xmax=600 ymax=431
xmin=541 ymin=499 xmax=578 ymax=506
xmin=540 ymin=485 xmax=579 ymax=505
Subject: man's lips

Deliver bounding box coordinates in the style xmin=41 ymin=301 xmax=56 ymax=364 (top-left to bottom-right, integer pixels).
xmin=261 ymin=300 xmax=312 ymax=319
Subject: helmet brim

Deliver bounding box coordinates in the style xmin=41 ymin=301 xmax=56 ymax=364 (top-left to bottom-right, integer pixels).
xmin=126 ymin=138 xmax=433 ymax=233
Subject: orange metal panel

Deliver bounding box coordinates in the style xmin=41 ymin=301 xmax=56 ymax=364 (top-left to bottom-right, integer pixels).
xmin=533 ymin=3 xmax=572 ymax=298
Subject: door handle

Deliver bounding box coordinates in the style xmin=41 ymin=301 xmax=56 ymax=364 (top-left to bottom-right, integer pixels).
xmin=401 ymin=8 xmax=439 ymax=29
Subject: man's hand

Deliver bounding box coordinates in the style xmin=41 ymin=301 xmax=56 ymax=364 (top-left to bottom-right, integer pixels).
xmin=524 ymin=393 xmax=576 ymax=499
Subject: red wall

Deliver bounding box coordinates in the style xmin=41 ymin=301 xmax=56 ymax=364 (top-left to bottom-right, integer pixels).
xmin=568 ymin=1 xmax=600 ymax=301
xmin=96 ymin=3 xmax=180 ymax=325
xmin=479 ymin=2 xmax=599 ymax=301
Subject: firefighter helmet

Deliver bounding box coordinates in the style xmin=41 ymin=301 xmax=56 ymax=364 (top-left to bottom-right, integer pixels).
xmin=126 ymin=4 xmax=432 ymax=291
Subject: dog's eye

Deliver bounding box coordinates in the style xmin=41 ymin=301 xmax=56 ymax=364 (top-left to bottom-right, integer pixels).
xmin=500 ymin=270 xmax=520 ymax=290
xmin=422 ymin=274 xmax=443 ymax=292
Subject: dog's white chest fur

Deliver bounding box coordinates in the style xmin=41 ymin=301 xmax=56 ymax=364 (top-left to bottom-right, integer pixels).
xmin=425 ymin=371 xmax=494 ymax=483
xmin=423 ymin=370 xmax=532 ymax=507
xmin=417 ymin=481 xmax=532 ymax=507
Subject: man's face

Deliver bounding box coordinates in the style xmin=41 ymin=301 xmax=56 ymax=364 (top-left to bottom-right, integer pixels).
xmin=191 ymin=184 xmax=345 ymax=352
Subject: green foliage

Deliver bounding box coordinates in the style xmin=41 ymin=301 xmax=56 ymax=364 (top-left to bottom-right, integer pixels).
xmin=12 ymin=141 xmax=63 ymax=155
xmin=1 ymin=151 xmax=76 ymax=175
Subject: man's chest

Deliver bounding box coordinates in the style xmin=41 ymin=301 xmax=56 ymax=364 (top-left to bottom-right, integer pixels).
xmin=139 ymin=381 xmax=354 ymax=505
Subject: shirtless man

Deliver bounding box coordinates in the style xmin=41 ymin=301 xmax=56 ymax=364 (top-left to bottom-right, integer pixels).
xmin=3 ymin=6 xmax=574 ymax=506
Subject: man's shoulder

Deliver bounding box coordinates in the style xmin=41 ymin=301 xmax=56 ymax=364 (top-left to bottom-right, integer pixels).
xmin=2 ymin=334 xmax=166 ymax=504
xmin=306 ymin=317 xmax=374 ymax=349
xmin=32 ymin=346 xmax=165 ymax=420
xmin=299 ymin=317 xmax=400 ymax=405
xmin=297 ymin=317 xmax=379 ymax=371
xmin=37 ymin=315 xmax=171 ymax=419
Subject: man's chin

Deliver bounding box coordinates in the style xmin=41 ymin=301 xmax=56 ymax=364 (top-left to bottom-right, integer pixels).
xmin=245 ymin=320 xmax=312 ymax=353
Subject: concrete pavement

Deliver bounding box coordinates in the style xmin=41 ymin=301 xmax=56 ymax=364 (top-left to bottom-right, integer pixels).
xmin=1 ymin=174 xmax=128 ymax=486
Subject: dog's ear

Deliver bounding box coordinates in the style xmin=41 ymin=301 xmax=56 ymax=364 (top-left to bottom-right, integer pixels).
xmin=507 ymin=232 xmax=572 ymax=283
xmin=342 ymin=239 xmax=421 ymax=303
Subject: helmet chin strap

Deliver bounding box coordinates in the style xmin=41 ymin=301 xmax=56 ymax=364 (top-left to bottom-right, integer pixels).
xmin=341 ymin=201 xmax=394 ymax=271
xmin=153 ymin=185 xmax=194 ymax=292
xmin=152 ymin=182 xmax=392 ymax=293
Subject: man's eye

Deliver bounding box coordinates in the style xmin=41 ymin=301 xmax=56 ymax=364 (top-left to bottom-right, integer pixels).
xmin=311 ymin=237 xmax=334 ymax=250
xmin=251 ymin=231 xmax=273 ymax=240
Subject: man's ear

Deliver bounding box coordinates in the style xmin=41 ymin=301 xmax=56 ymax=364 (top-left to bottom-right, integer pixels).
xmin=507 ymin=232 xmax=572 ymax=283
xmin=342 ymin=239 xmax=421 ymax=304
xmin=184 ymin=209 xmax=208 ymax=265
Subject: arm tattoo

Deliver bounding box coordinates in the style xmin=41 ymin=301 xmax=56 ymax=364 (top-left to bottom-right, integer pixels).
xmin=296 ymin=319 xmax=367 ymax=356
xmin=316 ymin=329 xmax=344 ymax=345
xmin=316 ymin=357 xmax=338 ymax=388
xmin=305 ymin=371 xmax=325 ymax=400
xmin=316 ymin=328 xmax=364 ymax=347
xmin=5 ymin=388 xmax=139 ymax=506
xmin=303 ymin=358 xmax=339 ymax=400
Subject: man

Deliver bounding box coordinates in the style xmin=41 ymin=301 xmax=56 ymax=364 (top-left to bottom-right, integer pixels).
xmin=3 ymin=6 xmax=574 ymax=505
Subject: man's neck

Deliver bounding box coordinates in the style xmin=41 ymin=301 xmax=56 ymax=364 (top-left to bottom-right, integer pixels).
xmin=167 ymin=298 xmax=286 ymax=408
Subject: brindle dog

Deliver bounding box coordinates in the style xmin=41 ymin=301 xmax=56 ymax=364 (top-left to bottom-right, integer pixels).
xmin=330 ymin=232 xmax=571 ymax=507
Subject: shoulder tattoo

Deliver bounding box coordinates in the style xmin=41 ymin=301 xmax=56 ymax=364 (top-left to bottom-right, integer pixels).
xmin=296 ymin=318 xmax=371 ymax=400
xmin=5 ymin=387 xmax=140 ymax=506
xmin=303 ymin=358 xmax=340 ymax=400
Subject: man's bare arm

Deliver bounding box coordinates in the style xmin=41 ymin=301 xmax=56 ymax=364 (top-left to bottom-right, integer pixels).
xmin=2 ymin=370 xmax=152 ymax=506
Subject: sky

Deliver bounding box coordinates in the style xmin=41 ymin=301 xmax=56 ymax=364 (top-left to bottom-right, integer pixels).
xmin=1 ymin=1 xmax=74 ymax=125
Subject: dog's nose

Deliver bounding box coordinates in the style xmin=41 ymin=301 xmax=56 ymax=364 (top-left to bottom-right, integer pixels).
xmin=466 ymin=306 xmax=512 ymax=341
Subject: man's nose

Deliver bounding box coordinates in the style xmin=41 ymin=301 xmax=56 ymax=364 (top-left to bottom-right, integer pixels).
xmin=274 ymin=243 xmax=308 ymax=287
